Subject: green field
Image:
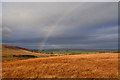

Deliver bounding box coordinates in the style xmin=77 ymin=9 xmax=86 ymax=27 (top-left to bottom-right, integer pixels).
xmin=40 ymin=50 xmax=98 ymax=55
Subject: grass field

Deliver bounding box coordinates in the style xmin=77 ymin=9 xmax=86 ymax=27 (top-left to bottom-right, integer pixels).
xmin=2 ymin=45 xmax=119 ymax=78
xmin=2 ymin=53 xmax=118 ymax=78
xmin=40 ymin=50 xmax=98 ymax=55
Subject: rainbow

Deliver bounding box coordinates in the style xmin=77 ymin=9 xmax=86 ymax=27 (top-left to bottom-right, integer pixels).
xmin=39 ymin=4 xmax=80 ymax=50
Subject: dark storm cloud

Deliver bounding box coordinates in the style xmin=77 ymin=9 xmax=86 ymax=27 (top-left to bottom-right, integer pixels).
xmin=2 ymin=2 xmax=118 ymax=49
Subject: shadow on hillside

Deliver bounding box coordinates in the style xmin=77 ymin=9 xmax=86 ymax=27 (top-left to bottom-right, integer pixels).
xmin=13 ymin=55 xmax=37 ymax=58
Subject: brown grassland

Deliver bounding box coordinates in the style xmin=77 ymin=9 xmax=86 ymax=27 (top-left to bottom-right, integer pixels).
xmin=1 ymin=45 xmax=119 ymax=78
xmin=2 ymin=51 xmax=118 ymax=78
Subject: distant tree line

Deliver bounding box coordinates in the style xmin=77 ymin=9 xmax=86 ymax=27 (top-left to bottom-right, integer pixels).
xmin=29 ymin=49 xmax=41 ymax=53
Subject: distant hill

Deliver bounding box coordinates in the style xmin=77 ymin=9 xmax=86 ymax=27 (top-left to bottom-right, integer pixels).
xmin=2 ymin=44 xmax=29 ymax=51
xmin=41 ymin=49 xmax=118 ymax=53
xmin=2 ymin=44 xmax=55 ymax=62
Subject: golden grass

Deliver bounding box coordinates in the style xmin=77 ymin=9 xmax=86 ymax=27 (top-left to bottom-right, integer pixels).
xmin=2 ymin=53 xmax=118 ymax=78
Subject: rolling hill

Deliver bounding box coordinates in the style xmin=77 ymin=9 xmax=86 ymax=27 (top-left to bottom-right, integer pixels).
xmin=2 ymin=44 xmax=56 ymax=62
xmin=2 ymin=53 xmax=118 ymax=78
xmin=1 ymin=44 xmax=119 ymax=78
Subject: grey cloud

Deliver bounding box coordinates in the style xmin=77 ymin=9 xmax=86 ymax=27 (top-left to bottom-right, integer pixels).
xmin=2 ymin=27 xmax=12 ymax=36
xmin=2 ymin=2 xmax=118 ymax=49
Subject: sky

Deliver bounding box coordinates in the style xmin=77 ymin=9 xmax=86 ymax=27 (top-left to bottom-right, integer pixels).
xmin=2 ymin=2 xmax=118 ymax=49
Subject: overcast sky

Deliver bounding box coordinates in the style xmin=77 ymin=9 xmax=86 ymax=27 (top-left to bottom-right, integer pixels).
xmin=2 ymin=2 xmax=118 ymax=49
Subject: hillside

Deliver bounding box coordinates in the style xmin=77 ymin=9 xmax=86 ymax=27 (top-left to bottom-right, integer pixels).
xmin=2 ymin=44 xmax=56 ymax=62
xmin=2 ymin=53 xmax=118 ymax=78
